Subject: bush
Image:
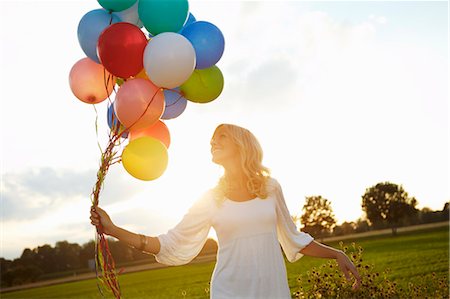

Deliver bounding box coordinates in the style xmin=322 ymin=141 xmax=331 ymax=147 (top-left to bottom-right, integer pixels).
xmin=293 ymin=242 xmax=449 ymax=299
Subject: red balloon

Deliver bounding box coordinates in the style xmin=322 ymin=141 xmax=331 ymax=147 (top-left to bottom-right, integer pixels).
xmin=97 ymin=22 xmax=147 ymax=78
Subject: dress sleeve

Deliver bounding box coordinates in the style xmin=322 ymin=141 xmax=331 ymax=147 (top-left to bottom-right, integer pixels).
xmin=155 ymin=191 xmax=215 ymax=266
xmin=272 ymin=179 xmax=314 ymax=262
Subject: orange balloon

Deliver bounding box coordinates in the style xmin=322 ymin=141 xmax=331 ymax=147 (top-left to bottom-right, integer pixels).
xmin=130 ymin=120 xmax=171 ymax=148
xmin=114 ymin=78 xmax=165 ymax=131
xmin=69 ymin=57 xmax=115 ymax=104
xmin=135 ymin=68 xmax=150 ymax=80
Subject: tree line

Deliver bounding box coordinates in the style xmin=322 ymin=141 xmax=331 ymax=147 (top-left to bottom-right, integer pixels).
xmin=297 ymin=181 xmax=449 ymax=237
xmin=1 ymin=181 xmax=448 ymax=288
xmin=0 ymin=238 xmax=218 ymax=288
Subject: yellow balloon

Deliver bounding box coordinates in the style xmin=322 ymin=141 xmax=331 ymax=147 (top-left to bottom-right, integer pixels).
xmin=122 ymin=136 xmax=168 ymax=181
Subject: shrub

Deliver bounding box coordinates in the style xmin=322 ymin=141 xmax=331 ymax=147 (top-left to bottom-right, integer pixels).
xmin=293 ymin=242 xmax=449 ymax=299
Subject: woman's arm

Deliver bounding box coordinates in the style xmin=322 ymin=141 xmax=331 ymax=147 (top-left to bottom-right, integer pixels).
xmin=90 ymin=206 xmax=160 ymax=255
xmin=300 ymin=241 xmax=362 ymax=289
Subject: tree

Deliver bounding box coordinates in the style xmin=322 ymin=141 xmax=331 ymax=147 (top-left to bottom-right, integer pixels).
xmin=35 ymin=244 xmax=57 ymax=273
xmin=54 ymin=241 xmax=81 ymax=271
xmin=354 ymin=218 xmax=370 ymax=233
xmin=361 ymin=182 xmax=418 ymax=234
xmin=419 ymin=203 xmax=449 ymax=224
xmin=300 ymin=195 xmax=337 ymax=237
xmin=333 ymin=221 xmax=356 ymax=236
xmin=79 ymin=240 xmax=95 ymax=268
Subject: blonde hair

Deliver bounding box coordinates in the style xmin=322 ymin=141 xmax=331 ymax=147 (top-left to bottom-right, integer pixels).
xmin=213 ymin=124 xmax=271 ymax=202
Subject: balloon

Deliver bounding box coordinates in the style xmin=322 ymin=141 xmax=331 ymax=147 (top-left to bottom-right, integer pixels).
xmin=116 ymin=78 xmax=125 ymax=86
xmin=182 ymin=21 xmax=225 ymax=69
xmin=112 ymin=1 xmax=143 ymax=27
xmin=179 ymin=12 xmax=196 ymax=32
xmin=97 ymin=22 xmax=148 ymax=78
xmin=162 ymin=88 xmax=187 ymax=119
xmin=107 ymin=102 xmax=129 ymax=138
xmin=77 ymin=9 xmax=121 ymax=63
xmin=121 ymin=136 xmax=168 ymax=181
xmin=98 ymin=0 xmax=136 ymax=12
xmin=143 ymin=32 xmax=195 ymax=89
xmin=180 ymin=66 xmax=224 ymax=103
xmin=69 ymin=57 xmax=115 ymax=104
xmin=130 ymin=120 xmax=170 ymax=148
xmin=114 ymin=78 xmax=164 ymax=130
xmin=138 ymin=0 xmax=189 ymax=35
xmin=135 ymin=68 xmax=149 ymax=80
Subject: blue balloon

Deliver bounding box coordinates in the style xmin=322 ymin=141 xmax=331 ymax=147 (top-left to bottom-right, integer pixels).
xmin=162 ymin=88 xmax=188 ymax=119
xmin=181 ymin=13 xmax=196 ymax=30
xmin=181 ymin=21 xmax=225 ymax=69
xmin=178 ymin=12 xmax=196 ymax=34
xmin=77 ymin=9 xmax=121 ymax=63
xmin=107 ymin=103 xmax=129 ymax=138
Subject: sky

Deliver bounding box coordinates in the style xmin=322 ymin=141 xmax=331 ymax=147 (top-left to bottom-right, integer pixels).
xmin=0 ymin=0 xmax=448 ymax=260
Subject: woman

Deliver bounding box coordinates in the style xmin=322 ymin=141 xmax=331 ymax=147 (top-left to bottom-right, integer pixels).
xmin=91 ymin=123 xmax=361 ymax=298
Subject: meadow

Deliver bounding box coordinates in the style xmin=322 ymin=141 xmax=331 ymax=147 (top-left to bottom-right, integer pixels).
xmin=2 ymin=225 xmax=448 ymax=299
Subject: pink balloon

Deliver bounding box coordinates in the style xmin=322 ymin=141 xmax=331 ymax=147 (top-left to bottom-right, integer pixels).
xmin=129 ymin=120 xmax=171 ymax=148
xmin=114 ymin=78 xmax=164 ymax=131
xmin=69 ymin=57 xmax=115 ymax=104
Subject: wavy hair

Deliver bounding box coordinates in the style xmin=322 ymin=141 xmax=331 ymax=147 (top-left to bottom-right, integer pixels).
xmin=213 ymin=124 xmax=271 ymax=202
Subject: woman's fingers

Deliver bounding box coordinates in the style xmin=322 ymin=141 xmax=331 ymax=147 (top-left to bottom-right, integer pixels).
xmin=90 ymin=206 xmax=102 ymax=226
xmin=345 ymin=261 xmax=361 ymax=290
xmin=337 ymin=258 xmax=351 ymax=281
xmin=90 ymin=215 xmax=99 ymax=225
xmin=337 ymin=253 xmax=362 ymax=290
xmin=352 ymin=271 xmax=362 ymax=290
xmin=343 ymin=268 xmax=351 ymax=281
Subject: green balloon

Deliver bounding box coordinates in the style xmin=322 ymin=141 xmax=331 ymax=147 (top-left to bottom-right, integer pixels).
xmin=98 ymin=0 xmax=137 ymax=12
xmin=138 ymin=0 xmax=189 ymax=35
xmin=180 ymin=66 xmax=224 ymax=103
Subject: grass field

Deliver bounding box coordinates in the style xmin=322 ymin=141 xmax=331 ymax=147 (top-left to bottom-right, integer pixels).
xmin=2 ymin=225 xmax=448 ymax=299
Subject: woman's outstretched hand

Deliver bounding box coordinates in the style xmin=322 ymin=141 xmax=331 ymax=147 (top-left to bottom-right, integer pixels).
xmin=90 ymin=206 xmax=116 ymax=236
xmin=336 ymin=251 xmax=362 ymax=290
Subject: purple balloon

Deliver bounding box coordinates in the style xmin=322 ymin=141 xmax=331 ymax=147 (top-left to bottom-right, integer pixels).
xmin=162 ymin=88 xmax=188 ymax=119
xmin=107 ymin=102 xmax=129 ymax=138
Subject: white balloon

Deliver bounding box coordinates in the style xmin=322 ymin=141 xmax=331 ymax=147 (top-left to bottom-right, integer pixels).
xmin=143 ymin=32 xmax=196 ymax=89
xmin=113 ymin=1 xmax=143 ymax=28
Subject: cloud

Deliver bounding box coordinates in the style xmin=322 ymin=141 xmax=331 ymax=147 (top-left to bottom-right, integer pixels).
xmin=218 ymin=2 xmax=386 ymax=115
xmin=1 ymin=167 xmax=146 ymax=221
xmin=243 ymin=58 xmax=298 ymax=106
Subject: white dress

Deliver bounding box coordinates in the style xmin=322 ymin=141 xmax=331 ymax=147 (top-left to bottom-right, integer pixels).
xmin=155 ymin=178 xmax=314 ymax=299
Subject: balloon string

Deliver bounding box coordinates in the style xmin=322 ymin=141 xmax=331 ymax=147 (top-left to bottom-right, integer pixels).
xmin=91 ymin=70 xmax=164 ymax=299
xmin=108 ymin=11 xmax=114 ymax=25
xmin=91 ymin=133 xmax=122 ymax=298
xmin=92 ymin=104 xmax=104 ymax=155
xmin=91 ymin=69 xmax=123 ymax=297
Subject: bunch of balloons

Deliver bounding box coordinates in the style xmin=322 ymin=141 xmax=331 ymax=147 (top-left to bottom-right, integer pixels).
xmin=69 ymin=0 xmax=225 ymax=181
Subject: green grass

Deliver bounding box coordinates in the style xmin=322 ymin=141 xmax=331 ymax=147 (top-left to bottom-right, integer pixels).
xmin=286 ymin=225 xmax=449 ymax=295
xmin=2 ymin=225 xmax=448 ymax=299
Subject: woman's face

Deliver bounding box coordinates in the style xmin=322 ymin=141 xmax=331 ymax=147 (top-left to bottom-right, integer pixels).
xmin=210 ymin=127 xmax=239 ymax=166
